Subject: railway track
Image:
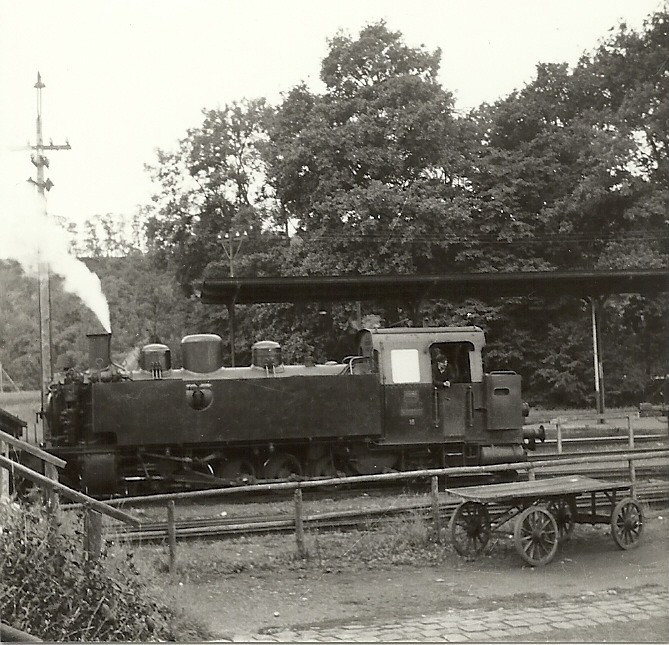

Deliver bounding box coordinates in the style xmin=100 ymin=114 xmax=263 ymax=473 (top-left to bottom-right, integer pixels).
xmin=73 ymin=438 xmax=667 ymax=543
xmin=107 ymin=479 xmax=669 ymax=543
xmin=93 ymin=444 xmax=667 ymax=508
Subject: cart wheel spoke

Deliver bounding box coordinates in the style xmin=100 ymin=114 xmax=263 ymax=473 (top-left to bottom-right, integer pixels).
xmin=513 ymin=506 xmax=559 ymax=566
xmin=449 ymin=501 xmax=491 ymax=559
xmin=611 ymin=498 xmax=643 ymax=551
xmin=546 ymin=496 xmax=577 ymax=540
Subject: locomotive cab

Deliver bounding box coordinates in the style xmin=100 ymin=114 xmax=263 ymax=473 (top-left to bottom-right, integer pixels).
xmin=356 ymin=327 xmax=525 ymax=466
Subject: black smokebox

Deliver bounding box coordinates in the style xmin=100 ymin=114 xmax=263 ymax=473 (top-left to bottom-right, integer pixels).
xmin=87 ymin=332 xmax=111 ymax=369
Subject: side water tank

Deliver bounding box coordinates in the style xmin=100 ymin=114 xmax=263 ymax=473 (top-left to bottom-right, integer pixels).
xmin=251 ymin=340 xmax=282 ymax=369
xmin=182 ymin=334 xmax=224 ymax=373
xmin=140 ymin=343 xmax=171 ymax=372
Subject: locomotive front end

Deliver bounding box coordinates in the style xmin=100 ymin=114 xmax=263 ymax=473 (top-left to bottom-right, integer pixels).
xmin=44 ymin=332 xmax=126 ymax=494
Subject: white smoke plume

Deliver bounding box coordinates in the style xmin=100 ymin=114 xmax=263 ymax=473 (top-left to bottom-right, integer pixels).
xmin=0 ymin=175 xmax=111 ymax=332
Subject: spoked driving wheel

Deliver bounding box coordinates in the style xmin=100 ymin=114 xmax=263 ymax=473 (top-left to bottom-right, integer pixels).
xmin=215 ymin=459 xmax=256 ymax=484
xmin=449 ymin=501 xmax=491 ymax=559
xmin=546 ymin=496 xmax=577 ymax=540
xmin=610 ymin=497 xmax=643 ymax=550
xmin=514 ymin=506 xmax=559 ymax=566
xmin=263 ymin=453 xmax=303 ymax=480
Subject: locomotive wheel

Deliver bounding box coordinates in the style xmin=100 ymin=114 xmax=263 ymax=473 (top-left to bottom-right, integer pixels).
xmin=215 ymin=459 xmax=256 ymax=484
xmin=514 ymin=506 xmax=559 ymax=566
xmin=610 ymin=497 xmax=643 ymax=550
xmin=263 ymin=453 xmax=302 ymax=480
xmin=546 ymin=496 xmax=577 ymax=540
xmin=309 ymin=455 xmax=337 ymax=478
xmin=449 ymin=501 xmax=491 ymax=559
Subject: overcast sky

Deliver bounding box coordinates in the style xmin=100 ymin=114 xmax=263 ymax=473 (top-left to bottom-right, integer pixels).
xmin=0 ymin=0 xmax=663 ymax=227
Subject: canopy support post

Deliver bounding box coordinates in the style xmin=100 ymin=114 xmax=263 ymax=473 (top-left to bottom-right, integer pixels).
xmin=590 ymin=296 xmax=605 ymax=421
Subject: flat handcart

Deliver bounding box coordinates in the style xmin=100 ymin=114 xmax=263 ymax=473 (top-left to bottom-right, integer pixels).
xmin=446 ymin=475 xmax=644 ymax=566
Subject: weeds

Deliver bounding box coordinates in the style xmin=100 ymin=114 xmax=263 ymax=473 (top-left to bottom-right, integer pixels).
xmin=146 ymin=511 xmax=453 ymax=584
xmin=0 ymin=498 xmax=211 ymax=642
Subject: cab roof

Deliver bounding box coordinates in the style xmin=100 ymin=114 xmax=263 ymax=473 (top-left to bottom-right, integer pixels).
xmin=364 ymin=326 xmax=483 ymax=335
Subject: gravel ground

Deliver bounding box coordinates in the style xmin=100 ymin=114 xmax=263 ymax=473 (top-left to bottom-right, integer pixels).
xmin=144 ymin=508 xmax=669 ymax=640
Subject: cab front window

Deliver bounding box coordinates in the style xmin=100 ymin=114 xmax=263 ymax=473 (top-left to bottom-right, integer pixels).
xmin=390 ymin=349 xmax=421 ymax=384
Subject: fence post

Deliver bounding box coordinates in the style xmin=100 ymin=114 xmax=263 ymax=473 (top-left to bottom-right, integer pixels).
xmin=556 ymin=419 xmax=563 ymax=455
xmin=0 ymin=441 xmax=8 ymax=501
xmin=627 ymin=415 xmax=636 ymax=496
xmin=294 ymin=485 xmax=306 ymax=558
xmin=431 ymin=475 xmax=441 ymax=542
xmin=167 ymin=500 xmax=177 ymax=574
xmin=84 ymin=509 xmax=103 ymax=561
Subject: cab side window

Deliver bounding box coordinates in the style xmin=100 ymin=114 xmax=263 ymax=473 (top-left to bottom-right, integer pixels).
xmin=430 ymin=342 xmax=473 ymax=384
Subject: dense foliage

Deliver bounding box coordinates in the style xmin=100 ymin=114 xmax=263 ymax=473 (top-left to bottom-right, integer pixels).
xmin=1 ymin=13 xmax=667 ymax=406
xmin=0 ymin=500 xmax=182 ymax=641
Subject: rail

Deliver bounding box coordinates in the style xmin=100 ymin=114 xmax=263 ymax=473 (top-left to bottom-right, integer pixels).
xmin=97 ymin=448 xmax=665 ymax=507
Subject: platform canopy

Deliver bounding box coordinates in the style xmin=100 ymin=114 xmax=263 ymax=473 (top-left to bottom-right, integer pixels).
xmin=201 ymin=268 xmax=668 ymax=306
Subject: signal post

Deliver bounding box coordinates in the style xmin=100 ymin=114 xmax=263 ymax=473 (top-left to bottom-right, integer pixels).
xmin=28 ymin=72 xmax=71 ymax=428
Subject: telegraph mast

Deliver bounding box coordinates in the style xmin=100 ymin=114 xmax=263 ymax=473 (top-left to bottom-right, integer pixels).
xmin=28 ymin=72 xmax=71 ymax=420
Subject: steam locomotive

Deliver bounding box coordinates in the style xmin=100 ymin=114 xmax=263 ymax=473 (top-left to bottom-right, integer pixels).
xmin=43 ymin=327 xmax=543 ymax=495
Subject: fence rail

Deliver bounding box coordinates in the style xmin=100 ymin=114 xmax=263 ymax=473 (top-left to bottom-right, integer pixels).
xmin=0 ymin=455 xmax=140 ymax=527
xmin=0 ymin=430 xmax=141 ymax=567
xmin=0 ymin=621 xmax=42 ymax=642
xmin=94 ymin=448 xmax=666 ymax=508
xmin=105 ymin=448 xmax=668 ymax=571
xmin=0 ymin=429 xmax=66 ymax=468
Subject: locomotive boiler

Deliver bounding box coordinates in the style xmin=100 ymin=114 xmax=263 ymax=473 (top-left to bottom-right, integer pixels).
xmin=44 ymin=327 xmax=543 ymax=495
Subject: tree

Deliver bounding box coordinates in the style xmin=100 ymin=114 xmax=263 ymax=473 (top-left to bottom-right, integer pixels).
xmin=145 ymin=100 xmax=274 ymax=292
xmin=462 ymin=10 xmax=668 ymax=401
xmin=261 ymin=21 xmax=482 ymax=339
xmin=140 ymin=14 xmax=666 ymax=404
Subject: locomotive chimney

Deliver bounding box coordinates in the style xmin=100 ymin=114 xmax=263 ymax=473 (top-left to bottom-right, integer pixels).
xmin=87 ymin=332 xmax=112 ymax=369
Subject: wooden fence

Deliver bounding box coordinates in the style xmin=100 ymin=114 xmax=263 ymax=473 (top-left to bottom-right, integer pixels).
xmin=104 ymin=447 xmax=667 ymax=572
xmin=0 ymin=428 xmax=140 ymax=560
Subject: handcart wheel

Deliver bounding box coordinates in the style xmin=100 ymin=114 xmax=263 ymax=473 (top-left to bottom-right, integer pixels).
xmin=610 ymin=497 xmax=643 ymax=550
xmin=449 ymin=501 xmax=491 ymax=559
xmin=546 ymin=496 xmax=577 ymax=540
xmin=514 ymin=506 xmax=559 ymax=566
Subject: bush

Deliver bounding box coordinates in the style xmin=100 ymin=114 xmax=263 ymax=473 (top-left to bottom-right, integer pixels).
xmin=0 ymin=499 xmax=178 ymax=642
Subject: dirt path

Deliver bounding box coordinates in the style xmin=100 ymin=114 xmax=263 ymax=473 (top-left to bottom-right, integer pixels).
xmin=172 ymin=512 xmax=668 ymax=639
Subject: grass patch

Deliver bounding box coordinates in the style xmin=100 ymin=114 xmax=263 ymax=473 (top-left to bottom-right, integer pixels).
xmin=128 ymin=511 xmax=453 ymax=584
